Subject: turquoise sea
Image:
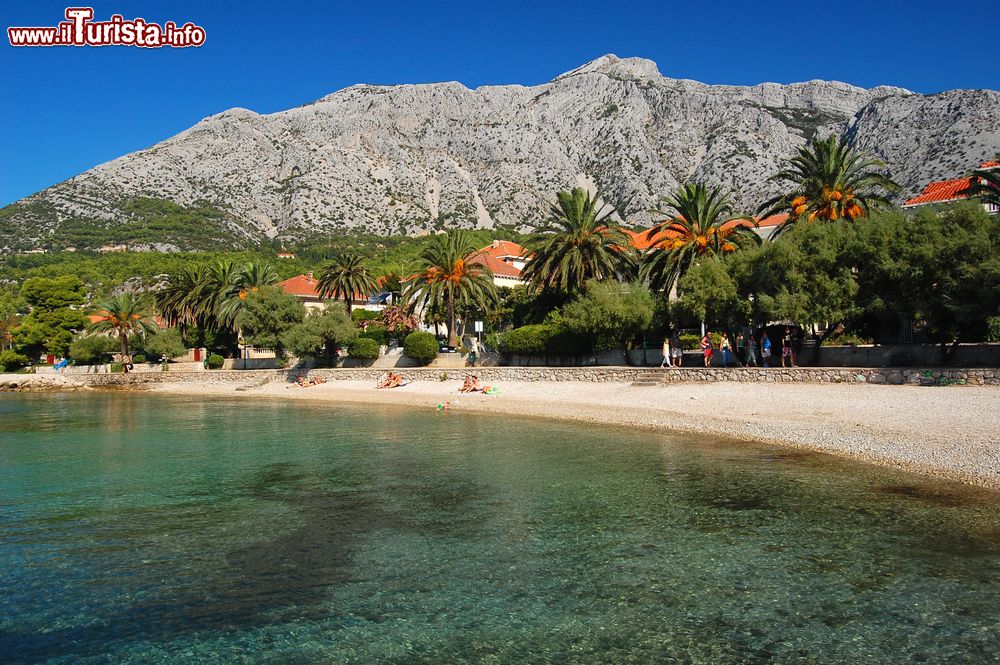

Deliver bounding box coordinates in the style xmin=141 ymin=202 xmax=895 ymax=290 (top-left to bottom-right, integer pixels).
xmin=1 ymin=392 xmax=998 ymax=664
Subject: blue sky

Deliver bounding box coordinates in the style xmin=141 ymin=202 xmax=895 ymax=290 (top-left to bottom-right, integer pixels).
xmin=1 ymin=0 xmax=997 ymax=206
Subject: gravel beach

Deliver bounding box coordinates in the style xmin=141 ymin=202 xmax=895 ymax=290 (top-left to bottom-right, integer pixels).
xmin=142 ymin=377 xmax=1000 ymax=490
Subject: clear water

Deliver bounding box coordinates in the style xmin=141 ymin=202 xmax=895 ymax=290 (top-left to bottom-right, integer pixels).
xmin=1 ymin=393 xmax=998 ymax=664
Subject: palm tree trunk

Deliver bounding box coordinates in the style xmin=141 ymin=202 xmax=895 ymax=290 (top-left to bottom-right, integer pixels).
xmin=344 ymin=295 xmax=352 ymax=317
xmin=446 ymin=290 xmax=457 ymax=347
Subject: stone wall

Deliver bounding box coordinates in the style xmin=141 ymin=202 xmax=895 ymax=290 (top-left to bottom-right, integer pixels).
xmin=66 ymin=366 xmax=1000 ymax=388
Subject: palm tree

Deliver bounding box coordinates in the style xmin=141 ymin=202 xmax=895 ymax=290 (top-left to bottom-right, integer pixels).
xmin=154 ymin=265 xmax=207 ymax=335
xmin=0 ymin=311 xmax=17 ymax=350
xmin=520 ymin=187 xmax=630 ymax=293
xmin=317 ymin=253 xmax=378 ymax=316
xmin=640 ymin=183 xmax=760 ymax=294
xmin=217 ymin=261 xmax=279 ymax=326
xmin=88 ymin=292 xmax=159 ymax=361
xmin=403 ymin=230 xmax=497 ymax=346
xmin=758 ymin=135 xmax=899 ymax=238
xmin=960 ymin=159 xmax=1000 ymax=208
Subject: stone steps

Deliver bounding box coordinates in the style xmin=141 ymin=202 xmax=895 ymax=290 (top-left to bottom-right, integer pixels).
xmin=631 ymin=371 xmax=667 ymax=387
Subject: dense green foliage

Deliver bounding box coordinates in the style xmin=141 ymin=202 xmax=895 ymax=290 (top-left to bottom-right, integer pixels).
xmin=403 ymin=331 xmax=438 ymax=364
xmin=205 ymin=354 xmax=225 ymax=370
xmin=0 ymin=349 xmax=30 ymax=372
xmin=347 ymin=337 xmax=380 ymax=360
xmin=282 ymin=304 xmax=357 ymax=359
xmin=560 ymin=281 xmax=655 ymax=350
xmin=234 ymin=287 xmax=305 ymax=357
xmin=68 ymin=335 xmax=117 ymax=364
xmin=12 ymin=276 xmax=88 ymax=358
xmin=142 ymin=328 xmax=188 ymax=361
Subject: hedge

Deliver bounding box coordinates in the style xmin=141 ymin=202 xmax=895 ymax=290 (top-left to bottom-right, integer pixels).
xmin=348 ymin=337 xmax=380 ymax=360
xmin=359 ymin=324 xmax=390 ymax=347
xmin=206 ymin=354 xmax=225 ymax=369
xmin=502 ymin=324 xmax=592 ymax=357
xmin=403 ymin=331 xmax=438 ymax=365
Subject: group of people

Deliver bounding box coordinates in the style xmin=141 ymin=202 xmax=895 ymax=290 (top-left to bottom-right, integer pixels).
xmin=661 ymin=328 xmax=799 ymax=369
xmin=459 ymin=374 xmax=493 ymax=393
xmin=376 ymin=371 xmax=410 ymax=389
xmin=295 ymin=375 xmax=326 ymax=387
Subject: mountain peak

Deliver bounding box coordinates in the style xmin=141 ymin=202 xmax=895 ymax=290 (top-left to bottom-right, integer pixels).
xmin=554 ymin=54 xmax=662 ymax=82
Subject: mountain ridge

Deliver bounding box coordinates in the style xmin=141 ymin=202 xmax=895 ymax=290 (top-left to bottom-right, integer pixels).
xmin=3 ymin=54 xmax=998 ymax=252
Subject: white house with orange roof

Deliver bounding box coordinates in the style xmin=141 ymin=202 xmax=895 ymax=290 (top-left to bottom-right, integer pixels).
xmin=903 ymin=161 xmax=1000 ymax=214
xmin=471 ymin=240 xmax=529 ymax=287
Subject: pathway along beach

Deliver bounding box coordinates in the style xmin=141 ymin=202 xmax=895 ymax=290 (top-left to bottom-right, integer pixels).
xmin=141 ymin=377 xmax=1000 ymax=491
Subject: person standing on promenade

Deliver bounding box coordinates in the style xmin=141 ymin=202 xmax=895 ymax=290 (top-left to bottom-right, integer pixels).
xmin=701 ymin=331 xmax=714 ymax=367
xmin=761 ymin=332 xmax=772 ymax=367
xmin=720 ymin=333 xmax=733 ymax=367
xmin=782 ymin=328 xmax=797 ymax=367
xmin=746 ymin=333 xmax=759 ymax=367
xmin=736 ymin=331 xmax=746 ymax=364
xmin=660 ymin=335 xmax=670 ymax=368
xmin=671 ymin=331 xmax=683 ymax=367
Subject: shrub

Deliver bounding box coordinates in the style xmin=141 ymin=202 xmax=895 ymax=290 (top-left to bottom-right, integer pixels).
xmin=502 ymin=324 xmax=592 ymax=357
xmin=283 ymin=304 xmax=357 ymax=359
xmin=132 ymin=354 xmax=147 ymax=364
xmin=678 ymin=333 xmax=701 ymax=351
xmin=359 ymin=323 xmax=389 ymax=347
xmin=206 ymin=354 xmax=225 ymax=369
xmin=143 ymin=328 xmax=187 ymax=361
xmin=821 ymin=333 xmax=873 ymax=347
xmin=403 ymin=331 xmax=438 ymax=365
xmin=352 ymin=309 xmax=380 ymax=323
xmin=348 ymin=337 xmax=380 ymax=360
xmin=560 ymin=281 xmax=655 ymax=350
xmin=109 ymin=362 xmax=125 ymax=373
xmin=68 ymin=335 xmax=117 ymax=365
xmin=0 ymin=350 xmax=30 ymax=372
xmin=503 ymin=325 xmax=551 ymax=356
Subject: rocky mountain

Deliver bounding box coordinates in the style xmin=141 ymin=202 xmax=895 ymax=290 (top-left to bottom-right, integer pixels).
xmin=3 ymin=54 xmax=998 ymax=251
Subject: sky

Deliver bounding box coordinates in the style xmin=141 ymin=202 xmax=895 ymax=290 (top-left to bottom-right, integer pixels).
xmin=1 ymin=0 xmax=997 ymax=207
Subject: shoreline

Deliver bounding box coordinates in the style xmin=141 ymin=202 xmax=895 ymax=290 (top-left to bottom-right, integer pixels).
xmin=138 ymin=377 xmax=1000 ymax=492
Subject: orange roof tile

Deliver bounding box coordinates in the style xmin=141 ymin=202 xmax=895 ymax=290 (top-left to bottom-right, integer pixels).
xmin=477 ymin=240 xmax=528 ymax=260
xmin=903 ymin=177 xmax=974 ymax=206
xmin=278 ymin=273 xmax=368 ymax=300
xmin=471 ymin=252 xmax=525 ymax=279
xmin=979 ymin=161 xmax=1000 ymax=169
xmin=277 ymin=273 xmax=322 ymax=298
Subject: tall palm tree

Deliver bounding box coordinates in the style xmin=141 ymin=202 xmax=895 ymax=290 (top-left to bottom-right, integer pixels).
xmin=758 ymin=135 xmax=899 ymax=238
xmin=520 ymin=187 xmax=630 ymax=293
xmin=960 ymin=159 xmax=1000 ymax=208
xmin=154 ymin=265 xmax=207 ymax=335
xmin=317 ymin=253 xmax=378 ymax=316
xmin=403 ymin=230 xmax=497 ymax=346
xmin=88 ymin=292 xmax=159 ymax=361
xmin=640 ymin=183 xmax=760 ymax=294
xmin=218 ymin=261 xmax=279 ymax=326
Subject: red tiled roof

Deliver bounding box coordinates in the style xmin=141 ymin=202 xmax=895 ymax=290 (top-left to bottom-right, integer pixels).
xmin=278 ymin=273 xmax=368 ymax=301
xmin=471 ymin=252 xmax=524 ymax=279
xmin=277 ymin=273 xmax=322 ymax=298
xmin=478 ymin=240 xmax=528 ymax=260
xmin=980 ymin=161 xmax=1000 ymax=169
xmin=903 ymin=177 xmax=974 ymax=206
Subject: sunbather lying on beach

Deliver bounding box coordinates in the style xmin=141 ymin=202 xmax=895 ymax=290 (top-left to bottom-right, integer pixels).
xmin=295 ymin=376 xmax=327 ymax=387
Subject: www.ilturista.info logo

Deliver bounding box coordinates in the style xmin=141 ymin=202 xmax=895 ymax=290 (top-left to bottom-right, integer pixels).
xmin=8 ymin=7 xmax=205 ymax=48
